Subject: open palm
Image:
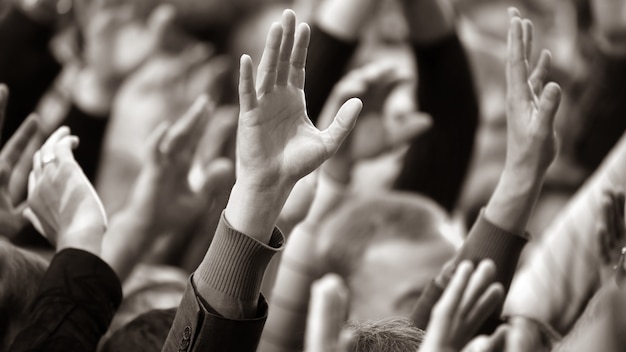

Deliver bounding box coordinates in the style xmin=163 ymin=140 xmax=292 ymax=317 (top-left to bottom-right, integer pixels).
xmin=236 ymin=10 xmax=362 ymax=191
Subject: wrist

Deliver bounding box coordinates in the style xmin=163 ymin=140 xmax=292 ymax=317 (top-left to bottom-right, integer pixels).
xmin=224 ymin=181 xmax=292 ymax=244
xmin=57 ymin=222 xmax=107 ymax=256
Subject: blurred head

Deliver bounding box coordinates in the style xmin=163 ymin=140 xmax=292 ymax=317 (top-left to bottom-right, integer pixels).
xmin=318 ymin=192 xmax=456 ymax=321
xmin=345 ymin=316 xmax=425 ymax=352
xmin=0 ymin=240 xmax=48 ymax=350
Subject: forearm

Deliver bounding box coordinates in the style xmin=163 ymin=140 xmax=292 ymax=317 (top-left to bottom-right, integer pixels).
xmin=101 ymin=208 xmax=153 ymax=283
xmin=394 ymin=34 xmax=479 ymax=211
xmin=258 ymin=223 xmax=319 ymax=352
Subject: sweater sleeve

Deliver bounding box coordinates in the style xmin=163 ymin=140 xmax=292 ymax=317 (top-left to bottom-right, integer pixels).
xmin=304 ymin=25 xmax=358 ymax=125
xmin=393 ymin=34 xmax=479 ymax=212
xmin=411 ymin=211 xmax=527 ymax=330
xmin=162 ymin=213 xmax=284 ymax=352
xmin=10 ymin=248 xmax=122 ymax=352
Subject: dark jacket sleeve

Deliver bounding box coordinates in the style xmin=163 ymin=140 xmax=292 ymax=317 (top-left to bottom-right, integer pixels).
xmin=393 ymin=34 xmax=479 ymax=212
xmin=304 ymin=25 xmax=358 ymax=125
xmin=10 ymin=248 xmax=122 ymax=352
xmin=162 ymin=215 xmax=284 ymax=352
xmin=411 ymin=212 xmax=527 ymax=331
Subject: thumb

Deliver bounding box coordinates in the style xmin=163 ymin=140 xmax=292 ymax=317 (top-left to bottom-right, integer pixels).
xmin=322 ymin=98 xmax=362 ymax=156
xmin=386 ymin=111 xmax=432 ymax=147
xmin=148 ymin=4 xmax=177 ymax=49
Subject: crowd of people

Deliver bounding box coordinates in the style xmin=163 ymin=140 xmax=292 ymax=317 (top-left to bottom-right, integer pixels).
xmin=0 ymin=0 xmax=625 ymax=351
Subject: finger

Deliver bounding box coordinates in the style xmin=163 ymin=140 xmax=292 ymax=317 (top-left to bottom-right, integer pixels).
xmin=431 ymin=261 xmax=475 ymax=325
xmin=33 ymin=151 xmax=42 ymax=178
xmin=508 ymin=7 xmax=521 ymax=19
xmin=54 ymin=135 xmax=80 ymax=160
xmin=522 ymin=19 xmax=533 ymax=63
xmin=305 ymin=273 xmax=349 ymax=352
xmin=465 ymin=283 xmax=505 ymax=328
xmin=160 ymin=95 xmax=210 ymax=158
xmin=147 ymin=4 xmax=176 ymax=47
xmin=459 ymin=259 xmax=497 ymax=317
xmin=256 ymin=22 xmax=283 ymax=96
xmin=239 ymin=55 xmax=258 ymax=113
xmin=41 ymin=126 xmax=71 ymax=154
xmin=507 ymin=17 xmax=531 ymax=101
xmin=289 ymin=23 xmax=310 ymax=90
xmin=536 ymin=82 xmax=561 ymax=128
xmin=528 ymin=50 xmax=551 ymax=96
xmin=0 ymin=84 xmax=8 ymax=142
xmin=0 ymin=114 xmax=40 ymax=169
xmin=321 ymin=98 xmax=362 ymax=156
xmin=276 ymin=9 xmax=296 ymax=86
xmin=386 ymin=112 xmax=432 ymax=147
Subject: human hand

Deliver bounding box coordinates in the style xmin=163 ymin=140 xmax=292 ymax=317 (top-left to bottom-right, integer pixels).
xmin=503 ymin=8 xmax=561 ymax=180
xmin=24 ymin=127 xmax=107 ymax=255
xmin=319 ymin=61 xmax=430 ymax=183
xmin=505 ymin=316 xmax=552 ymax=352
xmin=305 ymin=273 xmax=353 ymax=352
xmin=126 ymin=96 xmax=235 ymax=237
xmin=225 ymin=9 xmax=361 ymax=241
xmin=596 ymin=188 xmax=626 ymax=285
xmin=0 ymin=86 xmax=41 ymax=237
xmin=74 ymin=3 xmax=176 ymax=113
xmin=420 ymin=260 xmax=505 ymax=352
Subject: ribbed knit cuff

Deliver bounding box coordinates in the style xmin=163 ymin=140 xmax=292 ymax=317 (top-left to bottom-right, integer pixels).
xmin=195 ymin=212 xmax=284 ymax=301
xmin=458 ymin=210 xmax=528 ymax=289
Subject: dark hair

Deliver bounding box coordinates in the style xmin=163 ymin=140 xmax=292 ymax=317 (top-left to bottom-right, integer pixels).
xmin=317 ymin=191 xmax=449 ymax=279
xmin=0 ymin=240 xmax=48 ymax=351
xmin=100 ymin=308 xmax=176 ymax=352
xmin=345 ymin=317 xmax=425 ymax=352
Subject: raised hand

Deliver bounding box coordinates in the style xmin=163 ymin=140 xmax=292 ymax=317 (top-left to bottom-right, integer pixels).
xmin=237 ymin=10 xmax=362 ymax=190
xmin=305 ymin=274 xmax=353 ymax=352
xmin=318 ymin=61 xmax=430 ymax=182
xmin=225 ymin=9 xmax=361 ymax=242
xmin=0 ymin=86 xmax=41 ymax=237
xmin=420 ymin=260 xmax=505 ymax=352
xmin=504 ymin=8 xmax=561 ymax=177
xmin=124 ymin=95 xmax=235 ymax=237
xmin=24 ymin=127 xmax=107 ymax=255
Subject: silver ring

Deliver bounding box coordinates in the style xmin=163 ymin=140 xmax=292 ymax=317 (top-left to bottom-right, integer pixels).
xmin=41 ymin=153 xmax=57 ymax=166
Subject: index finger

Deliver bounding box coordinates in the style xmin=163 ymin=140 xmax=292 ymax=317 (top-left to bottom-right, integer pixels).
xmin=0 ymin=114 xmax=40 ymax=169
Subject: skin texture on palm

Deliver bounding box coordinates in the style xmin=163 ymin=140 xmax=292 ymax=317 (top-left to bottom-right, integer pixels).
xmin=223 ymin=9 xmax=362 ymax=244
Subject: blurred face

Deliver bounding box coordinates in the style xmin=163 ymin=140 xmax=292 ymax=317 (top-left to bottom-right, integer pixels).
xmin=347 ymin=236 xmax=455 ymax=321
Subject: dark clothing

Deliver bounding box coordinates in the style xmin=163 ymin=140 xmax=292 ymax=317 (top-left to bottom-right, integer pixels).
xmin=411 ymin=211 xmax=527 ymax=332
xmin=304 ymin=26 xmax=478 ymax=212
xmin=0 ymin=5 xmax=60 ymax=144
xmin=10 ymin=248 xmax=122 ymax=352
xmin=393 ymin=35 xmax=479 ymax=212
